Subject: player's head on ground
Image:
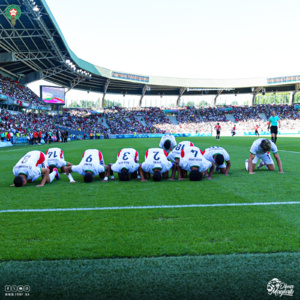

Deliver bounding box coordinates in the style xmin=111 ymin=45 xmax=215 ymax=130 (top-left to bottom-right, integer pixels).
xmin=260 ymin=139 xmax=271 ymax=153
xmin=214 ymin=154 xmax=224 ymax=166
xmin=164 ymin=140 xmax=171 ymax=150
xmin=119 ymin=168 xmax=130 ymax=181
xmin=153 ymin=170 xmax=162 ymax=182
xmin=189 ymin=167 xmax=202 ymax=181
xmin=130 ymin=171 xmax=138 ymax=179
xmin=49 ymin=165 xmax=56 ymax=173
xmin=83 ymin=171 xmax=93 ymax=183
xmin=14 ymin=175 xmax=26 ymax=187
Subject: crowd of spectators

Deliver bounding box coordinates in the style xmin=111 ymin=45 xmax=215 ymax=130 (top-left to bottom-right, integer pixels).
xmin=0 ymin=74 xmax=42 ymax=106
xmin=1 ymin=104 xmax=300 ymax=144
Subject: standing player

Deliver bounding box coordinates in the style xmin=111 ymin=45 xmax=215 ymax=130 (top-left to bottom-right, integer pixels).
xmin=179 ymin=146 xmax=213 ymax=181
xmin=12 ymin=150 xmax=59 ymax=187
xmin=254 ymin=125 xmax=260 ymax=136
xmin=141 ymin=148 xmax=173 ymax=181
xmin=214 ymin=123 xmax=221 ymax=140
xmin=268 ymin=110 xmax=281 ymax=144
xmin=167 ymin=140 xmax=194 ymax=180
xmin=46 ymin=147 xmax=74 ymax=182
xmin=245 ymin=138 xmax=284 ymax=174
xmin=108 ymin=148 xmax=140 ymax=181
xmin=64 ymin=149 xmax=108 ymax=183
xmin=231 ymin=125 xmax=236 ymax=137
xmin=203 ymin=146 xmax=231 ymax=175
xmin=159 ymin=133 xmax=177 ymax=154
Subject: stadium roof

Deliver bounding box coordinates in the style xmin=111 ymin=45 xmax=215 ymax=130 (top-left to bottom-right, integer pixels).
xmin=1 ymin=0 xmax=300 ymax=104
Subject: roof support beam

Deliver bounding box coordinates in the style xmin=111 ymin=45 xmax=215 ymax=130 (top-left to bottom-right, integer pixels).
xmin=250 ymin=87 xmax=263 ymax=106
xmin=213 ymin=90 xmax=223 ymax=106
xmin=41 ymin=65 xmax=68 ymax=80
xmin=0 ymin=51 xmax=55 ymax=62
xmin=289 ymin=83 xmax=300 ymax=105
xmin=139 ymin=85 xmax=148 ymax=107
xmin=23 ymin=0 xmax=65 ymax=63
xmin=101 ymin=79 xmax=110 ymax=108
xmin=20 ymin=71 xmax=42 ymax=85
xmin=177 ymin=87 xmax=186 ymax=106
xmin=66 ymin=76 xmax=86 ymax=93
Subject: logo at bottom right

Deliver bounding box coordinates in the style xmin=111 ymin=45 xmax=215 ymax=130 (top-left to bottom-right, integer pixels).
xmin=267 ymin=278 xmax=294 ymax=297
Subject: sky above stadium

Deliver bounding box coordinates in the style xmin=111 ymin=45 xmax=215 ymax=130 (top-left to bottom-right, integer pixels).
xmin=29 ymin=0 xmax=300 ymax=104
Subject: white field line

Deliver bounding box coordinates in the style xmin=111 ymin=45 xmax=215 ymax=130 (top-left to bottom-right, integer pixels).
xmin=0 ymin=201 xmax=300 ymax=214
xmin=279 ymin=150 xmax=300 ymax=154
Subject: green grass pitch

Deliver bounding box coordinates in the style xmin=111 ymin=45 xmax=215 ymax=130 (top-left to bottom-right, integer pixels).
xmin=0 ymin=136 xmax=299 ymax=299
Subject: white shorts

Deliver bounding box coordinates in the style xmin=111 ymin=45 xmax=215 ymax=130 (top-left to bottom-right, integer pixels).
xmin=111 ymin=161 xmax=139 ymax=174
xmin=253 ymin=153 xmax=274 ymax=165
xmin=13 ymin=165 xmax=41 ymax=182
xmin=217 ymin=163 xmax=226 ymax=169
xmin=72 ymin=164 xmax=105 ymax=176
xmin=142 ymin=161 xmax=173 ymax=174
xmin=48 ymin=159 xmax=67 ymax=169
xmin=180 ymin=159 xmax=211 ymax=173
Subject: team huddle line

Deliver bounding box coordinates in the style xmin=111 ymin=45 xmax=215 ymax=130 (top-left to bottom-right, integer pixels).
xmin=11 ymin=134 xmax=284 ymax=187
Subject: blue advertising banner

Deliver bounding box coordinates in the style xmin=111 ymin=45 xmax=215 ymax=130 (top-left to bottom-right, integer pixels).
xmin=112 ymin=71 xmax=149 ymax=83
xmin=110 ymin=133 xmax=212 ymax=139
xmin=0 ymin=94 xmax=10 ymax=100
xmin=267 ymin=75 xmax=300 ymax=84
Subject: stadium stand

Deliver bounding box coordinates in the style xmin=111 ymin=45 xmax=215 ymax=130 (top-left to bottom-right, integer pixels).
xmin=1 ymin=103 xmax=300 ymax=145
xmin=0 ymin=75 xmax=43 ymax=107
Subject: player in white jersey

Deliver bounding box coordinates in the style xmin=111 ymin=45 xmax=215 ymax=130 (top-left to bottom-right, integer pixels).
xmin=245 ymin=138 xmax=284 ymax=174
xmin=64 ymin=149 xmax=108 ymax=183
xmin=141 ymin=148 xmax=173 ymax=181
xmin=12 ymin=150 xmax=59 ymax=187
xmin=167 ymin=141 xmax=194 ymax=180
xmin=109 ymin=148 xmax=140 ymax=181
xmin=159 ymin=134 xmax=177 ymax=154
xmin=203 ymin=146 xmax=231 ymax=175
xmin=46 ymin=147 xmax=72 ymax=173
xmin=179 ymin=146 xmax=213 ymax=181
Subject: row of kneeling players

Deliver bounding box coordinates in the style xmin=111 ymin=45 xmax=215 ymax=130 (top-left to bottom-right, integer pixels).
xmin=11 ymin=135 xmax=283 ymax=187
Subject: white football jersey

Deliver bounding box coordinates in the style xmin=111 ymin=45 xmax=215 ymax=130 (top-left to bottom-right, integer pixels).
xmin=14 ymin=151 xmax=47 ymax=168
xmin=180 ymin=146 xmax=212 ymax=172
xmin=159 ymin=134 xmax=177 ymax=152
xmin=71 ymin=149 xmax=105 ymax=176
xmin=46 ymin=147 xmax=67 ymax=168
xmin=167 ymin=141 xmax=194 ymax=163
xmin=142 ymin=148 xmax=173 ymax=173
xmin=203 ymin=146 xmax=230 ymax=166
xmin=250 ymin=138 xmax=278 ymax=155
xmin=13 ymin=151 xmax=47 ymax=181
xmin=111 ymin=148 xmax=139 ymax=173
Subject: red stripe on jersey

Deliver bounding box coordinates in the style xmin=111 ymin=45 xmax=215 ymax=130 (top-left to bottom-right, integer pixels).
xmin=163 ymin=150 xmax=168 ymax=157
xmin=134 ymin=151 xmax=138 ymax=162
xmin=181 ymin=149 xmax=185 ymax=158
xmin=46 ymin=149 xmax=49 ymax=154
xmin=60 ymin=150 xmax=63 ymax=159
xmin=190 ymin=142 xmax=194 ymax=146
xmin=98 ymin=151 xmax=103 ymax=162
xmin=200 ymin=149 xmax=205 ymax=155
xmin=36 ymin=152 xmax=45 ymax=166
xmin=145 ymin=150 xmax=149 ymax=158
xmin=117 ymin=150 xmax=122 ymax=158
xmin=82 ymin=151 xmax=85 ymax=158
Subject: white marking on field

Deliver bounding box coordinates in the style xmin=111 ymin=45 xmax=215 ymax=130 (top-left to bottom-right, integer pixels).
xmin=0 ymin=201 xmax=300 ymax=214
xmin=0 ymin=148 xmax=27 ymax=153
xmin=279 ymin=150 xmax=300 ymax=154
